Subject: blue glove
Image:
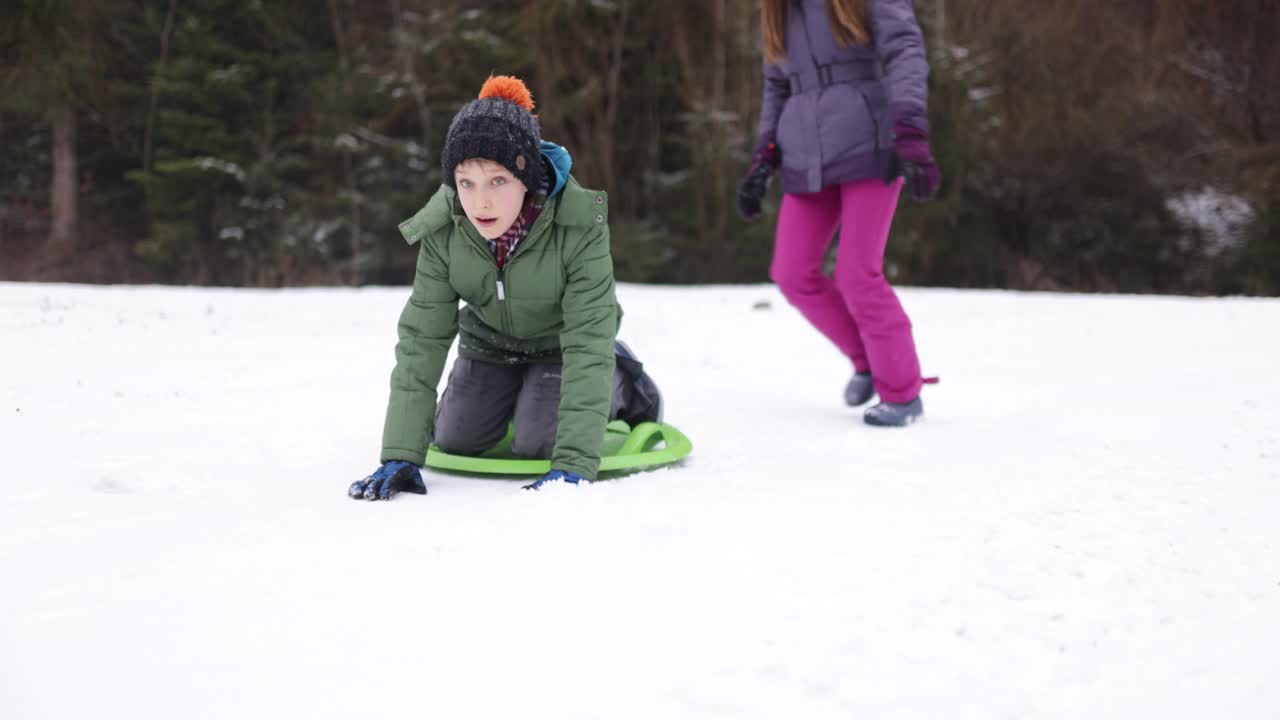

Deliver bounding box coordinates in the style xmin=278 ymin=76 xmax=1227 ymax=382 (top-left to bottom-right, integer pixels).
xmin=523 ymin=469 xmax=587 ymax=491
xmin=348 ymin=461 xmax=427 ymax=500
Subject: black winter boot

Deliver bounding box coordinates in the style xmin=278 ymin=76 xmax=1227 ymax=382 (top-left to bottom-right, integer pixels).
xmin=614 ymin=340 xmax=663 ymax=424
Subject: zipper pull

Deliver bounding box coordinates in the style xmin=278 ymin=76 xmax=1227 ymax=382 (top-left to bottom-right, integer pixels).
xmin=496 ymin=271 xmax=506 ymax=301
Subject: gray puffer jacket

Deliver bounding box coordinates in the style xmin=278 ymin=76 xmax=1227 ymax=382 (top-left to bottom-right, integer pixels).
xmin=755 ymin=0 xmax=930 ymax=193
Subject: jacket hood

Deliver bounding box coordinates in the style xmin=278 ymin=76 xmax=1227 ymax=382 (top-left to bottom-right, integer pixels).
xmin=540 ymin=140 xmax=572 ymax=197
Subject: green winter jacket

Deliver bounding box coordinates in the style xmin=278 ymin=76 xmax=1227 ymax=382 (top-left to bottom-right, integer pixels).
xmin=380 ymin=145 xmax=620 ymax=480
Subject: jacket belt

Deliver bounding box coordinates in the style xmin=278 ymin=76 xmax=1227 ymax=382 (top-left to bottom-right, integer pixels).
xmin=787 ymin=62 xmax=880 ymax=94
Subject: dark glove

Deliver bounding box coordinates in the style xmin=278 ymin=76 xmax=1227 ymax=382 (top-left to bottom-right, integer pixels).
xmin=736 ymin=139 xmax=781 ymax=222
xmin=348 ymin=460 xmax=427 ymax=501
xmin=523 ymin=469 xmax=587 ymax=491
xmin=885 ymin=122 xmax=942 ymax=201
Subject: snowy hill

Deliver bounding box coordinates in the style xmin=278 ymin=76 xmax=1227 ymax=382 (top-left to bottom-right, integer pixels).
xmin=2 ymin=281 xmax=1278 ymax=719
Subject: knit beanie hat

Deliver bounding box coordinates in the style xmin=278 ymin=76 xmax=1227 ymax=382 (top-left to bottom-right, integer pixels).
xmin=441 ymin=75 xmax=546 ymax=192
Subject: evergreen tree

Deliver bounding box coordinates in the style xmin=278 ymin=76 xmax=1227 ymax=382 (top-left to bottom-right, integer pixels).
xmin=0 ymin=0 xmax=97 ymax=257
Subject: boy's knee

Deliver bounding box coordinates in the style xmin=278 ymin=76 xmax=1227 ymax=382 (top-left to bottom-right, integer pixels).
xmin=510 ymin=423 xmax=555 ymax=459
xmin=432 ymin=425 xmax=498 ymax=457
xmin=509 ymin=365 xmax=560 ymax=458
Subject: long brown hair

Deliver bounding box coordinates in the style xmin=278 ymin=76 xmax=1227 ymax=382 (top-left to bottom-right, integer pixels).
xmin=762 ymin=0 xmax=871 ymax=63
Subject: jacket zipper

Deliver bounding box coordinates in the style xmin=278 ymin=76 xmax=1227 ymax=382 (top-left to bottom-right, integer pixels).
xmin=859 ymin=90 xmax=881 ymax=155
xmin=796 ymin=3 xmax=821 ymax=71
xmin=495 ymin=193 xmax=556 ymax=336
xmin=496 ymin=265 xmax=513 ymax=335
xmin=455 ymin=227 xmax=512 ymax=335
xmin=795 ymin=2 xmax=826 ymax=181
xmin=459 ymin=188 xmax=558 ymax=338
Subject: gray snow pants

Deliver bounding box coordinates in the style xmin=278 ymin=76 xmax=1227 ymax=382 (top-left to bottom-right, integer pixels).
xmin=432 ymin=349 xmax=658 ymax=459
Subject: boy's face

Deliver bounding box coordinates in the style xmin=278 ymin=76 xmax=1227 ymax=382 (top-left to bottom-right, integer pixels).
xmin=454 ymin=159 xmax=527 ymax=239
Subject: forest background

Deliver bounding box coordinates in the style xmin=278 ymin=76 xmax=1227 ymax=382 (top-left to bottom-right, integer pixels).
xmin=2 ymin=0 xmax=1277 ymax=294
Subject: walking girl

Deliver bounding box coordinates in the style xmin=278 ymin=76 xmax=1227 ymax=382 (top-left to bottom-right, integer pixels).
xmin=738 ymin=0 xmax=941 ymax=426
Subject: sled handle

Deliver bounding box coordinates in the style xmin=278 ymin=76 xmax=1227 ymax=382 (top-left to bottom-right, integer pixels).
xmin=599 ymin=422 xmax=693 ymax=471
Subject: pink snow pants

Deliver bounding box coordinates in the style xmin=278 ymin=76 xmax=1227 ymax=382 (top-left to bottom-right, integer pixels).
xmin=770 ymin=177 xmax=923 ymax=403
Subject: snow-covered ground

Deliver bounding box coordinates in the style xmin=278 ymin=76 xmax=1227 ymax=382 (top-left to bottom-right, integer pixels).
xmin=2 ymin=281 xmax=1278 ymax=719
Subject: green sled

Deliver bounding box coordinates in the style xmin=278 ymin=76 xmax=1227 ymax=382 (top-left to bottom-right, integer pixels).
xmin=424 ymin=420 xmax=692 ymax=476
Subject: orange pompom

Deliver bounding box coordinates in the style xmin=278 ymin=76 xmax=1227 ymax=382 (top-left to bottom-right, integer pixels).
xmin=478 ymin=75 xmax=535 ymax=113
